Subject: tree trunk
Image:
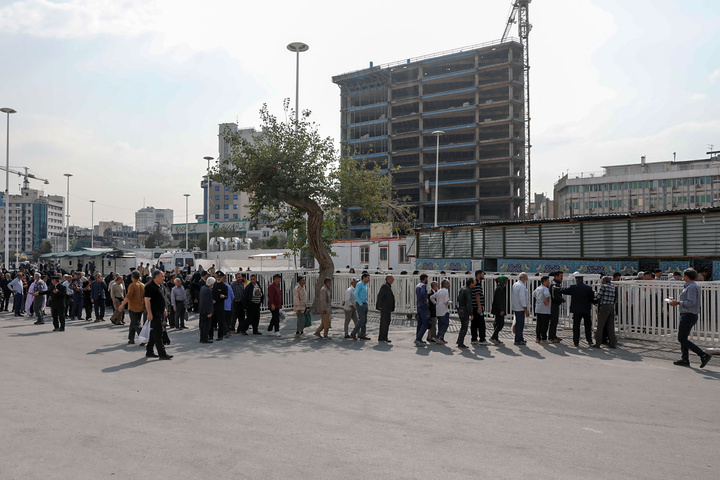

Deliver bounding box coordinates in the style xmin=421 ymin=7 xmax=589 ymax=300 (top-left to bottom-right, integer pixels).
xmin=287 ymin=197 xmax=334 ymax=314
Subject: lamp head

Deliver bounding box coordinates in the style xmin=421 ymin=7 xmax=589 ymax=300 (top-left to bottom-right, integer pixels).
xmin=287 ymin=42 xmax=309 ymax=53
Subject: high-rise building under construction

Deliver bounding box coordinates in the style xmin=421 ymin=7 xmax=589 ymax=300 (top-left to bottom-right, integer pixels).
xmin=332 ymin=39 xmax=526 ymax=236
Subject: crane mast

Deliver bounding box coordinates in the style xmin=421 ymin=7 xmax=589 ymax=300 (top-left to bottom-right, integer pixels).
xmin=502 ymin=0 xmax=532 ymax=219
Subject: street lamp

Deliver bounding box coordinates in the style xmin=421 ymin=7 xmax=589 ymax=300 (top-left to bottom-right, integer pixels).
xmin=64 ymin=173 xmax=72 ymax=251
xmin=204 ymin=156 xmax=214 ymax=256
xmin=286 ymin=42 xmax=309 ymax=127
xmin=431 ymin=130 xmax=445 ymax=227
xmin=90 ymin=200 xmax=95 ymax=248
xmin=1 ymin=107 xmax=16 ymax=267
xmin=183 ymin=193 xmax=190 ymax=250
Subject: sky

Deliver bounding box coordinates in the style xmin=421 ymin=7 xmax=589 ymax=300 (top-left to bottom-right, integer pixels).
xmin=1 ymin=0 xmax=719 ymax=229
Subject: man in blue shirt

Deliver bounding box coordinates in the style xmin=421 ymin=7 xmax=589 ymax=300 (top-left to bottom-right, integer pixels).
xmin=669 ymin=269 xmax=712 ymax=368
xmin=414 ymin=274 xmax=430 ymax=346
xmin=350 ymin=273 xmax=371 ymax=341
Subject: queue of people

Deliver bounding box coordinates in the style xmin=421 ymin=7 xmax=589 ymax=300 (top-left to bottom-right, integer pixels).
xmin=1 ymin=264 xmax=713 ymax=369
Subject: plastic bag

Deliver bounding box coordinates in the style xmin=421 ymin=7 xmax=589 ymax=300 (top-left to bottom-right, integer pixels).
xmin=304 ymin=311 xmax=312 ymax=328
xmin=279 ymin=309 xmax=286 ymax=321
xmin=138 ymin=321 xmax=151 ymax=343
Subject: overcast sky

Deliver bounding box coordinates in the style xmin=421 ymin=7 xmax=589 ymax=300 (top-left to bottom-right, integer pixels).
xmin=1 ymin=0 xmax=718 ymax=229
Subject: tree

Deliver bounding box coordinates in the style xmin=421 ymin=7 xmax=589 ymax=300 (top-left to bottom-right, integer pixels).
xmin=265 ymin=235 xmax=280 ymax=249
xmin=145 ymin=231 xmax=171 ymax=248
xmin=217 ymin=101 xmax=413 ymax=309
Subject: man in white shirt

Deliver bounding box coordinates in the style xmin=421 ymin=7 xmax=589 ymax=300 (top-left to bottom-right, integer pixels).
xmin=511 ymin=273 xmax=530 ymax=345
xmin=343 ymin=278 xmax=358 ymax=338
xmin=533 ymin=276 xmax=551 ymax=343
xmin=8 ymin=274 xmax=24 ymax=316
xmin=29 ymin=273 xmax=48 ymax=325
xmin=430 ymin=280 xmax=451 ymax=344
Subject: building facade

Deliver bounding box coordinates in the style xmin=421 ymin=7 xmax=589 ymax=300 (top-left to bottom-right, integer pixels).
xmin=332 ymin=39 xmax=526 ymax=236
xmin=554 ymin=156 xmax=720 ymax=218
xmin=0 ymin=186 xmax=64 ymax=255
xmin=201 ymin=123 xmax=254 ymax=223
xmin=135 ymin=207 xmax=174 ymax=233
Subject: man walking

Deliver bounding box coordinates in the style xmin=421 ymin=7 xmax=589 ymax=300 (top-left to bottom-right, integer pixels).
xmin=109 ymin=276 xmax=126 ymax=325
xmin=47 ymin=275 xmax=67 ymax=332
xmin=456 ymin=278 xmax=474 ymax=348
xmin=376 ymin=275 xmax=395 ymax=343
xmin=29 ymin=273 xmax=47 ymax=325
xmin=212 ymin=271 xmax=230 ymax=341
xmin=1 ymin=273 xmax=12 ymax=311
xmin=533 ymin=276 xmax=552 ymax=343
xmin=144 ymin=270 xmax=173 ymax=360
xmin=669 ymin=269 xmax=712 ymax=368
xmin=430 ymin=279 xmax=451 ymax=345
xmin=489 ymin=276 xmax=507 ymax=344
xmin=198 ymin=276 xmax=215 ymax=343
xmin=350 ymin=273 xmax=371 ymax=341
xmin=425 ymin=281 xmax=439 ymax=343
xmin=511 ymin=273 xmax=529 ymax=345
xmin=90 ymin=273 xmax=106 ymax=322
xmin=558 ymin=275 xmax=595 ymax=347
xmin=414 ymin=274 xmax=430 ymax=346
xmin=593 ymin=276 xmax=617 ymax=349
xmin=267 ymin=274 xmax=282 ymax=337
xmin=229 ymin=273 xmax=246 ymax=333
xmin=343 ymin=278 xmax=359 ymax=339
xmin=293 ymin=276 xmax=307 ymax=339
xmin=171 ymin=277 xmax=187 ymax=331
xmin=243 ymin=275 xmax=263 ymax=335
xmin=314 ymin=277 xmax=333 ymax=339
xmin=470 ymin=270 xmax=486 ymax=345
xmin=119 ymin=270 xmax=145 ymax=345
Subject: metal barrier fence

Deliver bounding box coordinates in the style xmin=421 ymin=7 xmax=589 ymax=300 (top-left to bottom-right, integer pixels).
xmin=232 ymin=270 xmax=720 ymax=345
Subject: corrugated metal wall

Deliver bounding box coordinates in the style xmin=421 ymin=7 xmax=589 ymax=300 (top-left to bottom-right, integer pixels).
xmin=418 ymin=231 xmax=443 ymax=258
xmin=444 ymin=229 xmax=472 ymax=258
xmin=630 ymin=217 xmax=684 ymax=256
xmin=687 ymin=215 xmax=720 ymax=256
xmin=484 ymin=228 xmax=504 ymax=256
xmin=505 ymin=224 xmax=539 ymax=257
xmin=540 ymin=223 xmax=581 ymax=257
xmin=583 ymin=220 xmax=628 ymax=257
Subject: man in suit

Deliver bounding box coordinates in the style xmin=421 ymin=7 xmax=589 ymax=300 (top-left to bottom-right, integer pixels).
xmin=212 ymin=271 xmax=230 ymax=341
xmin=558 ymin=275 xmax=596 ymax=347
xmin=90 ymin=273 xmax=106 ymax=322
xmin=198 ymin=276 xmax=215 ymax=344
xmin=242 ymin=275 xmax=263 ymax=335
xmin=47 ymin=275 xmax=68 ymax=332
xmin=376 ymin=275 xmax=395 ymax=343
xmin=0 ymin=273 xmax=11 ymax=311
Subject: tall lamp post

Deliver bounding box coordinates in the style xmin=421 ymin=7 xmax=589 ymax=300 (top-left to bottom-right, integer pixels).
xmin=204 ymin=156 xmax=214 ymax=257
xmin=183 ymin=193 xmax=190 ymax=250
xmin=1 ymin=107 xmax=16 ymax=267
xmin=431 ymin=130 xmax=445 ymax=227
xmin=64 ymin=173 xmax=72 ymax=251
xmin=89 ymin=200 xmax=95 ymax=248
xmin=286 ymin=42 xmax=309 ymax=127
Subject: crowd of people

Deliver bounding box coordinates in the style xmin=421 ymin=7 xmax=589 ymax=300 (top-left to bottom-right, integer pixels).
xmin=0 ymin=262 xmax=713 ymax=369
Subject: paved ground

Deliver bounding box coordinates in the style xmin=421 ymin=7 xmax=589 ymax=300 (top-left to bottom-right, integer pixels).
xmin=1 ymin=308 xmax=718 ymax=480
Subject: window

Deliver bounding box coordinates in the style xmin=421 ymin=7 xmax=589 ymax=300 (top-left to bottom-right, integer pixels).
xmin=224 ymin=214 xmax=229 ymax=219
xmin=214 ymin=214 xmax=219 ymax=219
xmin=224 ymin=205 xmax=229 ymax=210
xmin=215 ymin=195 xmax=220 ymax=200
xmin=225 ymin=186 xmax=229 ymax=191
xmin=262 ymin=231 xmax=270 ymax=238
xmin=360 ymin=246 xmax=370 ymax=263
xmin=215 ymin=205 xmax=219 ymax=210
xmin=233 ymin=204 xmax=238 ymax=210
xmin=233 ymin=214 xmax=238 ymax=219
xmin=233 ymin=195 xmax=238 ymax=200
xmin=379 ymin=247 xmax=388 ymax=261
xmin=215 ymin=186 xmax=220 ymax=191
xmin=398 ymin=245 xmax=409 ymax=263
xmin=224 ymin=195 xmax=229 ymax=200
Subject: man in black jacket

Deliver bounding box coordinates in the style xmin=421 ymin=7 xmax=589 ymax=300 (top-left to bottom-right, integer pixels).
xmin=242 ymin=275 xmax=263 ymax=335
xmin=47 ymin=275 xmax=67 ymax=332
xmin=376 ymin=275 xmax=395 ymax=343
xmin=558 ymin=275 xmax=595 ymax=347
xmin=490 ymin=276 xmax=507 ymax=344
xmin=548 ymin=271 xmax=565 ymax=343
xmin=456 ymin=278 xmax=474 ymax=348
xmin=198 ymin=276 xmax=215 ymax=343
xmin=212 ymin=271 xmax=230 ymax=341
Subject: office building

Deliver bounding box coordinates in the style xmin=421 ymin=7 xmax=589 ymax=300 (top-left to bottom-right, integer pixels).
xmin=135 ymin=206 xmax=174 ymax=233
xmin=0 ymin=186 xmax=64 ymax=254
xmin=554 ymin=155 xmax=720 ymax=217
xmin=332 ymin=39 xmax=526 ymax=236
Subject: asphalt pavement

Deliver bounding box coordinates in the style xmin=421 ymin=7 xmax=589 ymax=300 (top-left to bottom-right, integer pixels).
xmin=1 ymin=308 xmax=718 ymax=480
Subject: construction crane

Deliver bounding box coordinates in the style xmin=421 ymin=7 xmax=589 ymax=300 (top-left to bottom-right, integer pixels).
xmin=502 ymin=0 xmax=532 ymax=219
xmin=0 ymin=166 xmax=49 ymax=189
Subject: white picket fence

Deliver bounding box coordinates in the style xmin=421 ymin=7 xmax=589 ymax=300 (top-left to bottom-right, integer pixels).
xmin=235 ymin=270 xmax=719 ymax=346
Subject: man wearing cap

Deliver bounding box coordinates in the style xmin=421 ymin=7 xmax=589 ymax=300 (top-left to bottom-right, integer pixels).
xmin=558 ymin=275 xmax=595 ymax=347
xmin=48 ymin=275 xmax=67 ymax=332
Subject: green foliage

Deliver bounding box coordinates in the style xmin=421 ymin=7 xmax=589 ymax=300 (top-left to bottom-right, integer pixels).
xmin=38 ymin=240 xmax=52 ymax=255
xmin=145 ymin=231 xmax=171 ymax=249
xmin=264 ymin=235 xmax=280 ymax=249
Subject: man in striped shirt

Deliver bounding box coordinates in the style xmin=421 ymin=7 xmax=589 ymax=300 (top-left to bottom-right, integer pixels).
xmin=593 ymin=276 xmax=617 ymax=349
xmin=471 ymin=270 xmax=486 ymax=344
